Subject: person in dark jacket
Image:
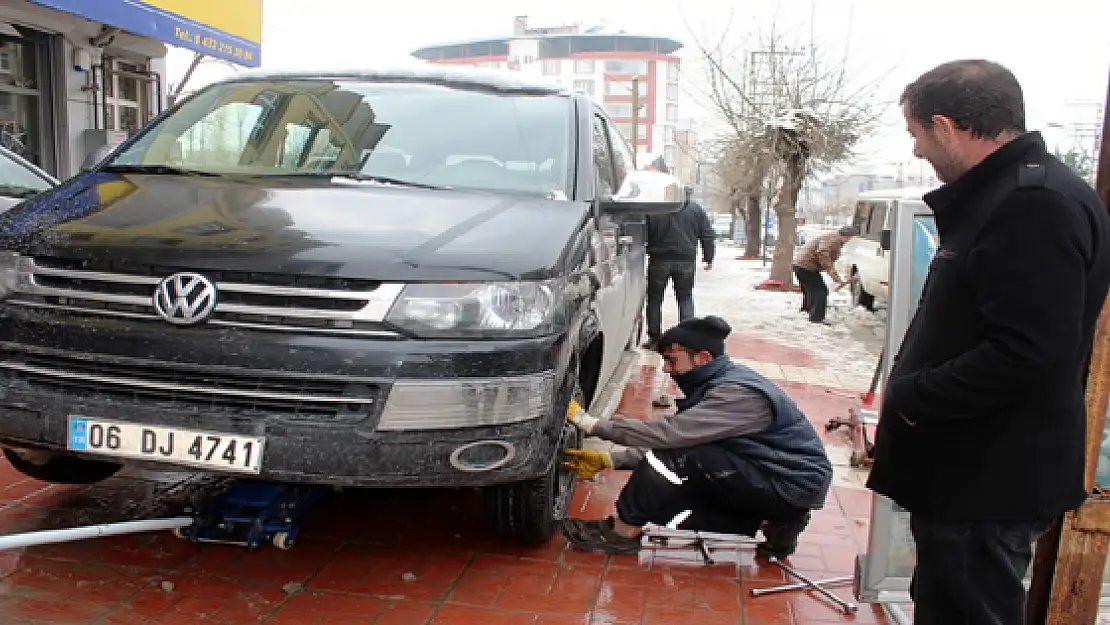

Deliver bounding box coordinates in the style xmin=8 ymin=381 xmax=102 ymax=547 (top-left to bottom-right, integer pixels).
xmin=866 ymin=59 xmax=1110 ymax=625
xmin=559 ymin=316 xmax=833 ymax=557
xmin=792 ymin=226 xmax=857 ymax=324
xmin=642 ymin=186 xmax=716 ymax=347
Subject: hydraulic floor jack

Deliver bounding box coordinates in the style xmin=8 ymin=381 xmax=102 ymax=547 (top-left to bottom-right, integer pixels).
xmin=825 ymin=348 xmax=883 ymax=468
xmin=0 ymin=480 xmax=328 ymax=553
xmin=638 ymin=523 xmax=859 ymax=615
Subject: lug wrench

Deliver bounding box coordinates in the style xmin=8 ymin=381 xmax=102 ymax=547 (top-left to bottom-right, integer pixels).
xmin=766 ymin=556 xmax=858 ymax=614
xmin=749 ymin=575 xmax=853 ymax=597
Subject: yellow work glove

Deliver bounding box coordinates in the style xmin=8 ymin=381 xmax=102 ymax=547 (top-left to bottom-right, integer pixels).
xmin=566 ymin=398 xmax=599 ymax=435
xmin=561 ymin=448 xmax=613 ymax=480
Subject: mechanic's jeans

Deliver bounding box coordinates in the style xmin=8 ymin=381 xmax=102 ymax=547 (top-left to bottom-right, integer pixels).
xmin=646 ymin=259 xmax=697 ymax=339
xmin=615 ymin=445 xmax=804 ymax=536
xmin=793 ymin=265 xmax=828 ymax=323
xmin=909 ymin=515 xmax=1053 ymax=625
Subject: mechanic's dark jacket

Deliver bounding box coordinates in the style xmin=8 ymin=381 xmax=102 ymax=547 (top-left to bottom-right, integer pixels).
xmin=645 ymin=200 xmax=716 ymax=265
xmin=867 ymin=132 xmax=1110 ymax=522
xmin=595 ymin=356 xmax=833 ymax=510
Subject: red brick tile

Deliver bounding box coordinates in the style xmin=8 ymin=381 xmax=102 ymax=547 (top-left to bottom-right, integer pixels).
xmin=643 ymin=604 xmax=740 ymax=624
xmin=307 ymin=544 xmax=471 ymax=601
xmin=790 ymin=595 xmax=888 ymax=623
xmin=372 ymin=601 xmax=437 ymax=625
xmin=727 ymin=334 xmax=820 ymax=368
xmin=833 ymin=489 xmax=874 ymax=518
xmin=262 ymin=591 xmax=391 ymax=624
xmin=431 ymin=604 xmax=536 ymax=624
xmin=744 ymin=594 xmax=795 ymax=625
xmin=593 ymin=582 xmax=648 ymax=623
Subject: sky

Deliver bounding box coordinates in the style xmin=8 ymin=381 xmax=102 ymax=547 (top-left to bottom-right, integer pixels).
xmin=165 ymin=0 xmax=1110 ymax=178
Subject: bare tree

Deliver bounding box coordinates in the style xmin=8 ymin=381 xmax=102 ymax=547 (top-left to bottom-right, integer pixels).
xmin=690 ymin=11 xmax=887 ymax=284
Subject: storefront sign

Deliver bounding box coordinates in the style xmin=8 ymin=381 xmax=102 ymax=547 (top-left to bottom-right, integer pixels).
xmin=29 ymin=0 xmax=262 ymax=67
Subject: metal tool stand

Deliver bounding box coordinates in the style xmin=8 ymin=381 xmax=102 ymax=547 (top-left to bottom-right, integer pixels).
xmin=826 ymin=348 xmax=883 ymax=467
xmin=174 ymin=481 xmax=328 ymax=550
xmin=638 ymin=524 xmax=859 ymax=615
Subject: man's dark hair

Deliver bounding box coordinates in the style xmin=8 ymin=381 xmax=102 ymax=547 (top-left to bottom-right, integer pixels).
xmin=900 ymin=60 xmax=1026 ymax=139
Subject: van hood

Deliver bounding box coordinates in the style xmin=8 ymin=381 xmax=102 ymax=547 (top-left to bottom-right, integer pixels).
xmin=0 ymin=172 xmax=587 ymax=282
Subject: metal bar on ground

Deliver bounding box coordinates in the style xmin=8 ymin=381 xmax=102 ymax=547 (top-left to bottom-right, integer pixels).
xmin=0 ymin=517 xmax=192 ymax=551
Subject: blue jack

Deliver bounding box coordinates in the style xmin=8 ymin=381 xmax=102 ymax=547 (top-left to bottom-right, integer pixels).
xmin=174 ymin=481 xmax=329 ymax=550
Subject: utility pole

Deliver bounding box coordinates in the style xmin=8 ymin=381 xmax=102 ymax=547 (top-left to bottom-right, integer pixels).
xmin=630 ymin=77 xmax=640 ymax=169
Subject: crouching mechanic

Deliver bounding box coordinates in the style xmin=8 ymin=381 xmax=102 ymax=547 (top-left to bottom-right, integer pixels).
xmin=559 ymin=315 xmax=833 ymax=557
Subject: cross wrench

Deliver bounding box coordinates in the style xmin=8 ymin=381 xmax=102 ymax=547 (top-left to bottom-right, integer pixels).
xmin=767 ymin=556 xmax=859 ymax=614
xmin=750 ymin=575 xmax=853 ymax=597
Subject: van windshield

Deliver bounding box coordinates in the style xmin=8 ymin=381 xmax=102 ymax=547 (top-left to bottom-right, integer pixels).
xmin=107 ymin=79 xmax=573 ymax=197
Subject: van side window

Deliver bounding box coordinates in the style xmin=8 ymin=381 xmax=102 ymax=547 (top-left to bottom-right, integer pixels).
xmin=591 ymin=114 xmax=617 ymax=196
xmin=865 ymin=201 xmax=888 ymax=242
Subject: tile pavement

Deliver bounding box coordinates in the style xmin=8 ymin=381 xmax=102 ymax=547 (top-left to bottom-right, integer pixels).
xmin=0 ymin=333 xmax=893 ymax=624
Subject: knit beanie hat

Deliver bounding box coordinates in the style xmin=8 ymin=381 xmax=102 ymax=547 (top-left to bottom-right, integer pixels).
xmin=656 ymin=315 xmax=732 ymax=357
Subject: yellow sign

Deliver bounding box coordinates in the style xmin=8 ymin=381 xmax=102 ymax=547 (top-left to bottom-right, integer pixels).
xmin=145 ymin=0 xmax=262 ymax=46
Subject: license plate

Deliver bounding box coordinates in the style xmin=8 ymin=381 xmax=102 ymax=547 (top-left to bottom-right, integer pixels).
xmin=67 ymin=417 xmax=265 ymax=474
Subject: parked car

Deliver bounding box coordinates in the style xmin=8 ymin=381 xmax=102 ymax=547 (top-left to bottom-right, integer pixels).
xmin=0 ymin=67 xmax=685 ymax=543
xmin=0 ymin=145 xmax=57 ymax=211
xmin=835 ymin=186 xmax=935 ymax=310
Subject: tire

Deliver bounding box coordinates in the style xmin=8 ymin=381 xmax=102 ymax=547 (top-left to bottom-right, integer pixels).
xmin=3 ymin=448 xmax=122 ymax=485
xmin=850 ymin=274 xmax=876 ymax=311
xmin=483 ymin=384 xmax=584 ymax=544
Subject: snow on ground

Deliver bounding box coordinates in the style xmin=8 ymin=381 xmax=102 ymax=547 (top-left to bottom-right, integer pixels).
xmin=656 ymin=243 xmax=886 ymax=381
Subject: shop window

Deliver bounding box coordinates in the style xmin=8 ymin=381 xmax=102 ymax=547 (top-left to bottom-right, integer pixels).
xmin=0 ymin=37 xmax=43 ymax=166
xmin=541 ymin=60 xmax=561 ymax=75
xmin=573 ymin=79 xmax=595 ymax=95
xmin=603 ymin=60 xmax=647 ymax=75
xmin=102 ymin=56 xmax=153 ymax=133
xmin=667 ymin=62 xmax=680 ymax=81
xmin=575 ymin=60 xmax=595 ymax=74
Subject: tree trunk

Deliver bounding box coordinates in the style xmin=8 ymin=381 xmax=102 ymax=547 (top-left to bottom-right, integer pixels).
xmin=743 ymin=193 xmax=762 ymax=258
xmin=769 ymin=153 xmax=805 ymax=285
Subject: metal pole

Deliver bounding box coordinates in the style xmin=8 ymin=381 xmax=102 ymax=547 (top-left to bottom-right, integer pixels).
xmin=0 ymin=517 xmax=192 ymax=551
xmin=630 ymin=77 xmax=640 ymax=169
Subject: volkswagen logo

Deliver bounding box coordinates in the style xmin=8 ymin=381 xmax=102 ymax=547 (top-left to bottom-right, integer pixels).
xmin=153 ymin=272 xmax=218 ymax=325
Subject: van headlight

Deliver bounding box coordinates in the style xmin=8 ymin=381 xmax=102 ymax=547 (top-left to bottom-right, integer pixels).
xmin=384 ymin=279 xmax=565 ymax=338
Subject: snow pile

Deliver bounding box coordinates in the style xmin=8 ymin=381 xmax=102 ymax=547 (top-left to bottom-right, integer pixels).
xmin=660 ymin=256 xmax=885 ymax=380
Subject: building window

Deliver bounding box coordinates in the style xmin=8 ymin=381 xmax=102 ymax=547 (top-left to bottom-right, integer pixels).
xmin=603 ymin=60 xmax=647 ymax=75
xmin=476 ymin=61 xmax=501 ymax=69
xmin=575 ymin=59 xmax=595 ymax=74
xmin=614 ymin=123 xmax=647 ymax=142
xmin=664 ymin=126 xmax=676 ymax=143
xmin=605 ymin=80 xmax=644 ymax=97
xmin=542 ymin=59 xmax=561 ymax=75
xmin=664 ymin=145 xmax=677 ymax=167
xmin=667 ymin=62 xmax=680 ymax=81
xmin=605 ymin=103 xmax=633 ymax=118
xmin=666 ymin=104 xmax=678 ymax=121
xmin=103 ymin=56 xmax=152 ymax=133
xmin=666 ymin=83 xmax=680 ymax=101
xmin=572 ymin=79 xmax=595 ymax=95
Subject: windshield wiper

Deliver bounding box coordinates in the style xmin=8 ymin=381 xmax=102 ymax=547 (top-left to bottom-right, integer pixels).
xmin=99 ymin=164 xmax=221 ymax=177
xmin=263 ymin=171 xmax=450 ymax=191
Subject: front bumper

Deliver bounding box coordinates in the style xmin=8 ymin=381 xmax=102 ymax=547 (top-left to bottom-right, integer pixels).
xmin=0 ymin=306 xmax=572 ymax=487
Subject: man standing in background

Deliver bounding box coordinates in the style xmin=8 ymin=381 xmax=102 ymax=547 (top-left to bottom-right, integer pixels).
xmin=643 ymin=184 xmax=716 ymax=348
xmin=867 ymin=59 xmax=1110 ymax=625
xmin=791 ymin=226 xmax=856 ymax=325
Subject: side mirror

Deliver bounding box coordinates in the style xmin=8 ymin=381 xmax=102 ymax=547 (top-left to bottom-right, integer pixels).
xmin=880 ymin=229 xmax=891 ymax=251
xmin=80 ymin=145 xmax=115 ymax=172
xmin=599 ymin=170 xmax=686 ymax=215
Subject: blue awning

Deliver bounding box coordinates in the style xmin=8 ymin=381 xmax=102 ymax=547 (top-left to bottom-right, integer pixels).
xmin=29 ymin=0 xmax=262 ymax=67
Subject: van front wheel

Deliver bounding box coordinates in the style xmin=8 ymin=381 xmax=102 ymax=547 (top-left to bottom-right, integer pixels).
xmin=851 ymin=276 xmax=876 ymax=311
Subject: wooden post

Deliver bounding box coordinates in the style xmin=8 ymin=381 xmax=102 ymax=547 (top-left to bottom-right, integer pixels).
xmin=1026 ymin=65 xmax=1110 ymax=625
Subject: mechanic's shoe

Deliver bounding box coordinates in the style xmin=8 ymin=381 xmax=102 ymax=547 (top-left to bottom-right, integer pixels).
xmin=561 ymin=516 xmax=640 ymax=555
xmin=757 ymin=511 xmax=811 ymax=559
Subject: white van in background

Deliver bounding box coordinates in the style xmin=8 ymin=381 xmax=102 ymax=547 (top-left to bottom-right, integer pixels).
xmin=835 ymin=186 xmax=936 ymax=310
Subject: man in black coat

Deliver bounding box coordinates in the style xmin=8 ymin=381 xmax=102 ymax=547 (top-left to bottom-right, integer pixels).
xmin=642 ymin=185 xmax=716 ymax=348
xmin=866 ymin=59 xmax=1110 ymax=625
